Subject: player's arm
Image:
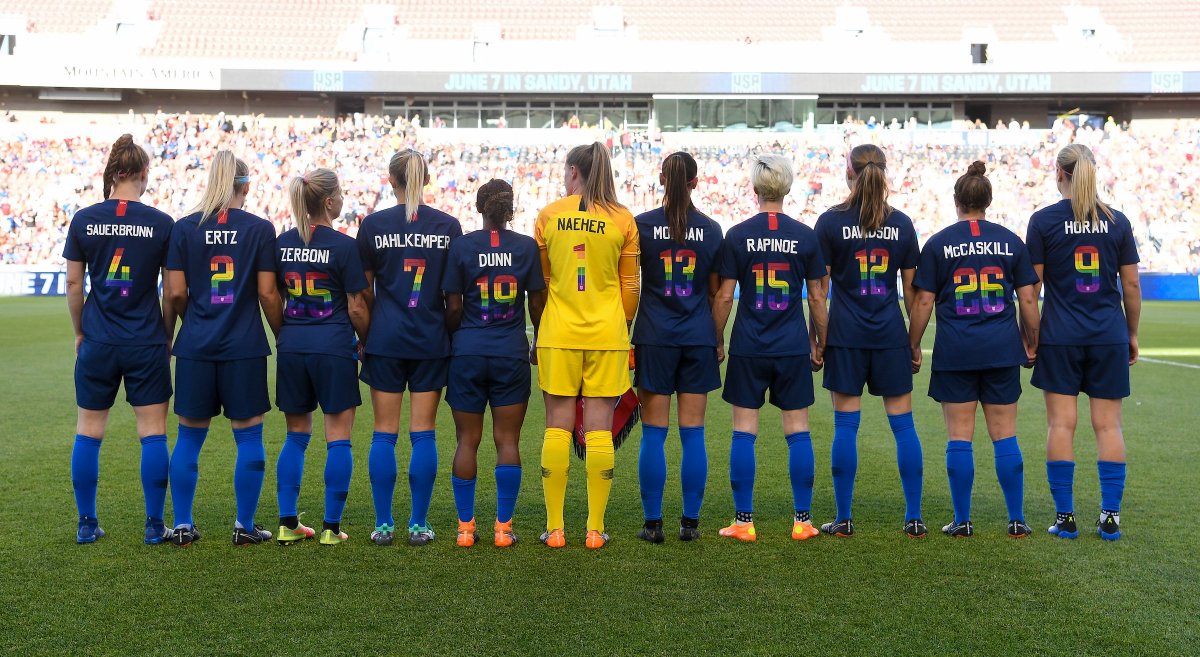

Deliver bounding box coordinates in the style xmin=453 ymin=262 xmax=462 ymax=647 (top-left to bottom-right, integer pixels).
xmin=1031 ymin=264 xmax=1044 ymax=307
xmin=1016 ymin=283 xmax=1041 ymax=367
xmin=347 ymin=290 xmax=371 ymax=346
xmin=361 ymin=270 xmax=376 ymax=312
xmin=163 ymin=269 xmax=188 ymax=346
xmin=806 ymin=275 xmax=830 ymax=371
xmin=901 ymin=268 xmax=917 ymax=319
xmin=907 ymin=289 xmax=935 ymax=373
xmin=706 ymin=272 xmax=720 ymax=309
xmin=445 ymin=293 xmax=463 ymax=332
xmin=711 ymin=278 xmax=736 ymax=363
xmin=1119 ymin=263 xmax=1141 ymax=365
xmin=66 ymin=260 xmax=85 ymax=355
xmin=619 ymin=217 xmax=641 ymax=325
xmin=528 ymin=288 xmax=547 ymax=365
xmin=257 ymin=271 xmax=284 ymax=338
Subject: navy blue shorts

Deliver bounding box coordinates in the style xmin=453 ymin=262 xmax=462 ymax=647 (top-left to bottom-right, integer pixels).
xmin=722 ymin=355 xmax=815 ymax=410
xmin=360 ymin=355 xmax=448 ymax=393
xmin=175 ymin=357 xmax=271 ymax=420
xmin=75 ymin=340 xmax=171 ymax=410
xmin=929 ymin=367 xmax=1022 ymax=405
xmin=634 ymin=345 xmax=722 ymax=395
xmin=276 ymin=353 xmax=361 ymax=414
xmin=1031 ymin=344 xmax=1130 ymax=399
xmin=823 ymin=346 xmax=913 ymax=397
xmin=446 ymin=355 xmax=531 ymax=413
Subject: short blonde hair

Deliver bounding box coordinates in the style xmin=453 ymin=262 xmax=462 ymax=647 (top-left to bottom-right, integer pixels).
xmin=751 ymin=154 xmax=793 ymax=202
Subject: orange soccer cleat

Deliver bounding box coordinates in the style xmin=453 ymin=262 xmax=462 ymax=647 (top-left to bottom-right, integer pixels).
xmin=718 ymin=521 xmax=757 ymax=542
xmin=494 ymin=519 xmax=518 ymax=548
xmin=456 ymin=518 xmax=478 ymax=547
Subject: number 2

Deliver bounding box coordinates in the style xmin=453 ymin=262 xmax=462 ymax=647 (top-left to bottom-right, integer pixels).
xmin=210 ymin=255 xmax=234 ymax=304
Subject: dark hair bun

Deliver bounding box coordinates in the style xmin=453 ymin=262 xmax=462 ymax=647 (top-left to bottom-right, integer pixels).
xmin=966 ymin=160 xmax=987 ymax=176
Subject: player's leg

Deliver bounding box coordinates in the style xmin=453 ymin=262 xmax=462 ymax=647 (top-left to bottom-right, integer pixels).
xmin=875 ymin=345 xmax=925 ymax=537
xmin=127 ymin=343 xmax=173 ymax=545
xmin=275 ymin=353 xmax=316 ymax=544
xmin=718 ymin=355 xmax=766 ymax=541
xmin=675 ymin=391 xmax=709 ymax=541
xmin=363 ymin=356 xmax=406 ymax=546
xmin=771 ymin=356 xmax=819 ymax=540
xmin=634 ymin=344 xmax=678 ymax=543
xmin=318 ymin=405 xmax=356 ymax=546
xmin=451 ymin=409 xmax=484 ymax=547
xmin=1084 ymin=343 xmax=1130 ymax=541
xmin=169 ymin=357 xmax=216 ymax=545
xmin=579 ymin=349 xmax=627 ymax=549
xmin=941 ymin=399 xmax=978 ymax=537
xmin=822 ymin=346 xmax=866 ymax=537
xmin=225 ymin=357 xmax=273 ymax=546
xmin=406 ymin=358 xmax=447 ymax=546
xmin=491 ymin=400 xmax=528 ymax=547
xmin=536 ymin=347 xmax=583 ymax=548
xmin=72 ymin=339 xmax=118 ymax=543
xmin=981 ymin=367 xmax=1029 ymax=537
xmin=1034 ymin=345 xmax=1084 ymax=538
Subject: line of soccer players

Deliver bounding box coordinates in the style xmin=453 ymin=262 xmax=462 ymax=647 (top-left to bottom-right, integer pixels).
xmin=66 ymin=134 xmax=1139 ymax=547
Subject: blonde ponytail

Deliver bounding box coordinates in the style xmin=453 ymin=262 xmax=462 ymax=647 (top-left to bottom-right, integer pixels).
xmin=1057 ymin=144 xmax=1115 ymax=228
xmin=388 ymin=149 xmax=428 ymax=222
xmin=191 ymin=150 xmax=249 ymax=224
xmin=288 ymin=168 xmax=338 ymax=245
xmin=566 ymin=142 xmax=625 ymax=213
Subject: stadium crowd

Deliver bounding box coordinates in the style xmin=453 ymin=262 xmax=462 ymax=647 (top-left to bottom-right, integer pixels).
xmin=1 ymin=112 xmax=1197 ymax=272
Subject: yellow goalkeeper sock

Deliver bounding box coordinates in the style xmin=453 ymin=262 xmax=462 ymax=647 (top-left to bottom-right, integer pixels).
xmin=585 ymin=430 xmax=615 ymax=533
xmin=541 ymin=427 xmax=572 ymax=531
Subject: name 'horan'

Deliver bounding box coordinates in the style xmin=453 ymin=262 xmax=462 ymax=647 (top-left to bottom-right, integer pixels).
xmin=280 ymin=247 xmax=330 ymax=263
xmin=1064 ymin=220 xmax=1110 ymax=234
xmin=86 ymin=224 xmax=154 ymax=238
xmin=842 ymin=225 xmax=900 ymax=240
xmin=943 ymin=241 xmax=1014 ymax=258
xmin=746 ymin=238 xmax=799 ymax=253
xmin=374 ymin=233 xmax=453 ymax=249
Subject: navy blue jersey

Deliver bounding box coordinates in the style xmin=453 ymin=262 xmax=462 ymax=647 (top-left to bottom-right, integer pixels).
xmin=275 ymin=226 xmax=368 ymax=359
xmin=166 ymin=208 xmax=276 ymax=361
xmin=443 ymin=228 xmax=545 ymax=358
xmin=631 ymin=207 xmax=724 ymax=347
xmin=1026 ymin=200 xmax=1140 ymax=346
xmin=357 ymin=204 xmax=462 ymax=359
xmin=717 ymin=212 xmax=825 ymax=357
xmin=815 ymin=205 xmax=919 ymax=348
xmin=62 ymin=199 xmax=174 ymax=346
xmin=914 ymin=219 xmax=1039 ymax=371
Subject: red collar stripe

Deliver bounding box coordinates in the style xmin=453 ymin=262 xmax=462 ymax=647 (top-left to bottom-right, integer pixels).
xmin=490 ymin=229 xmax=500 ymax=248
xmin=768 ymin=212 xmax=778 ymax=231
xmin=217 ymin=210 xmax=228 ymax=224
xmin=969 ymin=220 xmax=980 ymax=237
xmin=115 ymin=200 xmax=128 ymax=217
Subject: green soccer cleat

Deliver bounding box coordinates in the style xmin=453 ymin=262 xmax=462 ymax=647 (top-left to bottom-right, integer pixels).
xmin=319 ymin=529 xmax=348 ymax=545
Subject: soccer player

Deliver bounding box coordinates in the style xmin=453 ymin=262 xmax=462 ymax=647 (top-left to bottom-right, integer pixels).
xmin=356 ymin=149 xmax=462 ymax=547
xmin=533 ymin=141 xmax=640 ymax=550
xmin=443 ymin=180 xmax=546 ymax=548
xmin=1027 ymin=144 xmax=1141 ymax=541
xmin=65 ymin=134 xmax=175 ymax=544
xmin=632 ymin=152 xmax=723 ymax=543
xmin=908 ymin=161 xmax=1041 ymax=538
xmin=814 ymin=144 xmax=926 ymax=538
xmin=274 ymin=168 xmax=370 ymax=546
xmin=163 ymin=151 xmax=283 ymax=546
xmin=712 ymin=154 xmax=829 ymax=542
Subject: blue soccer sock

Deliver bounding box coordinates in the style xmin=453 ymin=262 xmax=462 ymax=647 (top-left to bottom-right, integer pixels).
xmin=232 ymin=424 xmax=266 ymax=530
xmin=888 ymin=411 xmax=924 ymax=521
xmin=139 ymin=435 xmax=169 ymax=522
xmin=323 ymin=440 xmax=353 ymax=525
xmin=678 ymin=425 xmax=708 ymax=521
xmin=638 ymin=423 xmax=669 ymax=521
xmin=408 ymin=431 xmax=437 ymax=528
xmin=169 ymin=424 xmax=208 ymax=528
xmin=831 ymin=411 xmax=860 ymax=522
xmin=452 ymin=475 xmax=477 ymax=523
xmin=1097 ymin=460 xmax=1126 ymax=513
xmin=992 ymin=436 xmax=1025 ymax=521
xmin=495 ymin=464 xmax=522 ymax=523
xmin=945 ymin=440 xmax=974 ymax=524
xmin=276 ymin=431 xmax=311 ymax=519
xmin=368 ymin=431 xmax=398 ymax=527
xmin=786 ymin=432 xmax=815 ymax=516
xmin=71 ymin=435 xmax=102 ymax=519
xmin=1046 ymin=460 xmax=1076 ymax=514
xmin=729 ymin=431 xmax=757 ymax=516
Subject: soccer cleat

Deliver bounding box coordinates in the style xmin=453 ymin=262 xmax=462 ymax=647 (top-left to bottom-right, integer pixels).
xmin=232 ymin=525 xmax=272 ymax=546
xmin=637 ymin=519 xmax=665 ymax=544
xmin=679 ymin=517 xmax=700 ymax=542
xmin=319 ymin=529 xmax=348 ymax=545
xmin=942 ymin=520 xmax=974 ymax=538
xmin=1097 ymin=512 xmax=1121 ymax=541
xmin=494 ymin=519 xmax=518 ymax=548
xmin=903 ymin=519 xmax=929 ymax=538
xmin=408 ymin=524 xmax=435 ymax=546
xmin=370 ymin=524 xmax=395 ymax=546
xmin=76 ymin=517 xmax=105 ymax=544
xmin=539 ymin=528 xmax=566 ymax=548
xmin=456 ymin=519 xmax=478 ymax=548
xmin=144 ymin=518 xmax=172 ymax=545
xmin=276 ymin=521 xmax=315 ymax=545
xmin=820 ymin=518 xmax=854 ymax=538
xmin=1008 ymin=520 xmax=1033 ymax=538
xmin=791 ymin=520 xmax=820 ymax=541
xmin=1048 ymin=513 xmax=1079 ymax=539
xmin=172 ymin=524 xmax=201 ymax=547
xmin=585 ymin=530 xmax=610 ymax=549
xmin=718 ymin=521 xmax=757 ymax=542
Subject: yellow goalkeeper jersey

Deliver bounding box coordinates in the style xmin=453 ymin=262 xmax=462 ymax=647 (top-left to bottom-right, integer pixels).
xmin=534 ymin=195 xmax=640 ymax=351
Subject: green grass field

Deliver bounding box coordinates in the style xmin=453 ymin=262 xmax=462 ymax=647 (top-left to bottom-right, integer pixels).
xmin=1 ymin=298 xmax=1198 ymax=656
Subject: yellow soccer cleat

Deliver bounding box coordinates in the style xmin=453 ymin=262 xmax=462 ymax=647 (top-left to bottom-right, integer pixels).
xmin=276 ymin=521 xmax=315 ymax=545
xmin=319 ymin=529 xmax=348 ymax=545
